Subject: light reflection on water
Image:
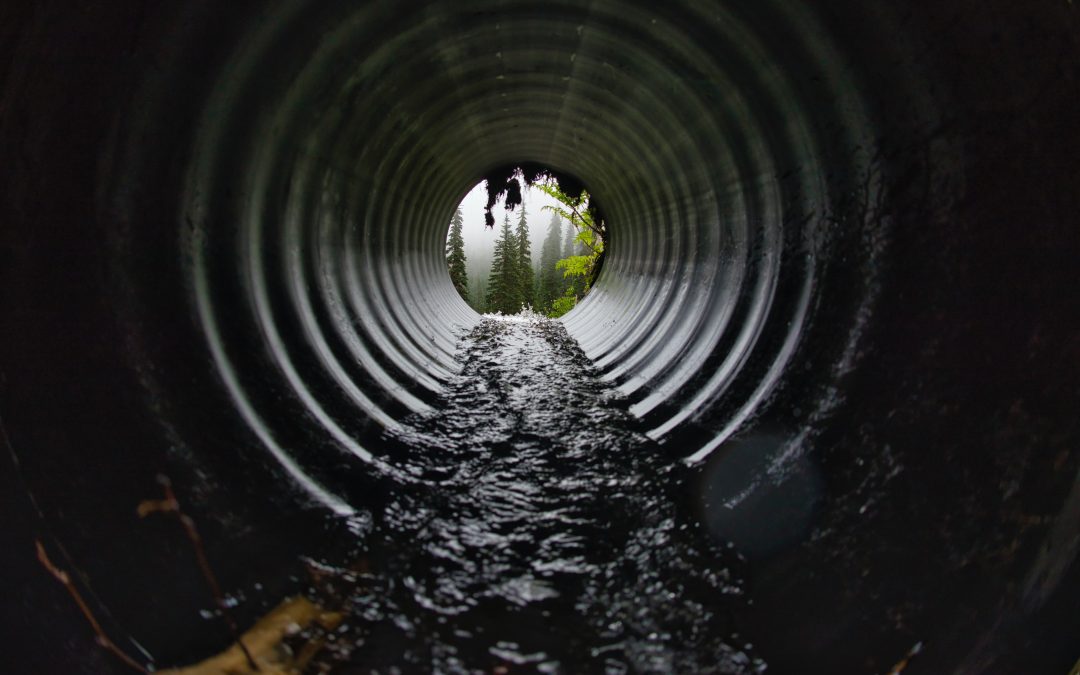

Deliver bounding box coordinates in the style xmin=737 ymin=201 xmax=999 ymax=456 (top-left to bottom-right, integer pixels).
xmin=306 ymin=314 xmax=765 ymax=673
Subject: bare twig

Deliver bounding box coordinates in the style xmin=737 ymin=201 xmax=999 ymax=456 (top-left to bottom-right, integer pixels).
xmin=139 ymin=475 xmax=260 ymax=671
xmin=35 ymin=540 xmax=149 ymax=673
xmin=886 ymin=641 xmax=924 ymax=675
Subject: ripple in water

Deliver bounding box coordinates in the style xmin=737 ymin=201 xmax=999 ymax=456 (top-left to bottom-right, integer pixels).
xmin=306 ymin=314 xmax=765 ymax=673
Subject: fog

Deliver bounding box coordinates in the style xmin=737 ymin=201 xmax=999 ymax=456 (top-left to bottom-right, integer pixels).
xmin=449 ymin=180 xmax=565 ymax=271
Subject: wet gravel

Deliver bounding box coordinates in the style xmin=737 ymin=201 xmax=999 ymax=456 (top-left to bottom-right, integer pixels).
xmin=305 ymin=314 xmax=765 ymax=674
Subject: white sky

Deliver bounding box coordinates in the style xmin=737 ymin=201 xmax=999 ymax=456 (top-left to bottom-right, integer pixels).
xmin=451 ymin=180 xmax=565 ymax=265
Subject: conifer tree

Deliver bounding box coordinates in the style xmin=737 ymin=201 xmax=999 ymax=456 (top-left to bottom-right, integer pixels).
xmin=446 ymin=207 xmax=468 ymax=299
xmin=486 ymin=214 xmax=521 ymax=314
xmin=514 ymin=206 xmax=533 ymax=310
xmin=537 ymin=212 xmax=563 ymax=312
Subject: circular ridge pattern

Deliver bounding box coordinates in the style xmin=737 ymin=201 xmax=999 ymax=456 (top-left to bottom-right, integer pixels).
xmin=178 ymin=0 xmax=884 ymax=510
xmin=5 ymin=0 xmax=1080 ymax=670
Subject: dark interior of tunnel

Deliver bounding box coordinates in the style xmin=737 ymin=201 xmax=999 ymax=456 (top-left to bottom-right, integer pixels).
xmin=2 ymin=0 xmax=1079 ymax=672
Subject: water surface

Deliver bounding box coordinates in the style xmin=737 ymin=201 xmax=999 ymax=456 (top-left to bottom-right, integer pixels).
xmin=306 ymin=314 xmax=764 ymax=673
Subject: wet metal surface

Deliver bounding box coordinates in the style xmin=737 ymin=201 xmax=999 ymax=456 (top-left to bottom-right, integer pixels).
xmin=308 ymin=315 xmax=762 ymax=673
xmin=2 ymin=1 xmax=1080 ymax=672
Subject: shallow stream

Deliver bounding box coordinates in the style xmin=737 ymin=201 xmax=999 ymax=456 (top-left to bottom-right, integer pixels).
xmin=293 ymin=315 xmax=765 ymax=674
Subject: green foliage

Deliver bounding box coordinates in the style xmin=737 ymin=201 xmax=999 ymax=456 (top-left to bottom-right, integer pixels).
xmin=549 ymin=295 xmax=577 ymax=316
xmin=555 ymin=255 xmax=592 ymax=279
xmin=472 ymin=166 xmax=607 ymax=317
xmin=546 ymin=254 xmax=593 ymax=318
xmin=446 ymin=207 xmax=469 ymax=301
xmin=532 ymin=183 xmax=604 ymax=255
xmin=533 ymin=181 xmax=605 ymax=318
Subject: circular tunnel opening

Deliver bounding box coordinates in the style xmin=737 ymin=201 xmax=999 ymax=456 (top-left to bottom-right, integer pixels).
xmin=2 ymin=0 xmax=1079 ymax=673
xmin=445 ymin=168 xmax=605 ymax=317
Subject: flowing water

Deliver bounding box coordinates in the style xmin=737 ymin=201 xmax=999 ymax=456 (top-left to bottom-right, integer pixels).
xmin=305 ymin=314 xmax=765 ymax=674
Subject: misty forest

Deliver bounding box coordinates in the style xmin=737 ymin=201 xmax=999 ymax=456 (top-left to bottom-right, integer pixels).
xmin=446 ymin=169 xmax=605 ymax=317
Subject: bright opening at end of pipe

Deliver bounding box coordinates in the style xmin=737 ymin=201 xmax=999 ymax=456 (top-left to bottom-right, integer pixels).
xmin=445 ymin=172 xmax=604 ymax=317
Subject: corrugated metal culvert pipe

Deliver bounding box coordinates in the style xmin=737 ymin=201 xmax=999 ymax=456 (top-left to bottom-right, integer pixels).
xmin=2 ymin=0 xmax=1078 ymax=672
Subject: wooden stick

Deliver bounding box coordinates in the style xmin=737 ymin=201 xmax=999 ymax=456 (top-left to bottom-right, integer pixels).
xmin=35 ymin=540 xmax=149 ymax=674
xmin=139 ymin=475 xmax=260 ymax=671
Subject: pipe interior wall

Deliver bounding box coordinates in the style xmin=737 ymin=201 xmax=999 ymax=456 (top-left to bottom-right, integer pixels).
xmin=2 ymin=0 xmax=1078 ymax=671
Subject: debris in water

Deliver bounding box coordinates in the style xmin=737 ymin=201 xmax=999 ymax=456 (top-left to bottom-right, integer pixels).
xmin=164 ymin=596 xmax=343 ymax=675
